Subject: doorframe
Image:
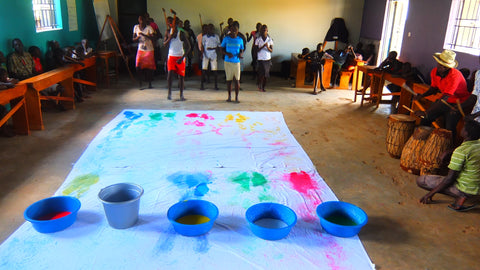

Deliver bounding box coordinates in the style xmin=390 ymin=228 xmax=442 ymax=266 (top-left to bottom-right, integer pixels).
xmin=377 ymin=0 xmax=409 ymax=65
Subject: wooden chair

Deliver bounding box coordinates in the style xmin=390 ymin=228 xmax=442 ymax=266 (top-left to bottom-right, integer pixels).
xmin=97 ymin=51 xmax=119 ymax=88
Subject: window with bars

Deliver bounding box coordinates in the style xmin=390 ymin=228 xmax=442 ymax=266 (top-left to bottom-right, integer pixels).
xmin=32 ymin=0 xmax=62 ymax=32
xmin=444 ymin=0 xmax=480 ymax=56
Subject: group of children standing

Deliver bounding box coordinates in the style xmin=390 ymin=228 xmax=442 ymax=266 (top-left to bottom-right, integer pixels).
xmin=133 ymin=14 xmax=273 ymax=103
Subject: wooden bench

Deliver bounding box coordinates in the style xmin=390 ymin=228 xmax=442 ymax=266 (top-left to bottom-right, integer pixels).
xmin=0 ymin=83 xmax=29 ymax=135
xmin=21 ymin=66 xmax=75 ymax=130
xmin=72 ymin=56 xmax=97 ymax=90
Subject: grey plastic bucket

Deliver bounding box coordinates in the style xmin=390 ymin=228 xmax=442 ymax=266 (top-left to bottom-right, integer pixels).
xmin=98 ymin=183 xmax=144 ymax=229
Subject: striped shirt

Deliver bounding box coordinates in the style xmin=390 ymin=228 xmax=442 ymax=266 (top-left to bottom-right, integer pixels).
xmin=448 ymin=140 xmax=480 ymax=195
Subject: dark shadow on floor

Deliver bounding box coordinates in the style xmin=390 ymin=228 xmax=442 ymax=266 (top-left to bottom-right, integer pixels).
xmin=359 ymin=215 xmax=410 ymax=244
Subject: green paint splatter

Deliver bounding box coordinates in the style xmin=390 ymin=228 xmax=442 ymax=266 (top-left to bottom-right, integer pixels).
xmin=230 ymin=172 xmax=251 ymax=191
xmin=164 ymin=112 xmax=176 ymax=119
xmin=228 ymin=172 xmax=276 ymax=203
xmin=258 ymin=194 xmax=276 ymax=202
xmin=149 ymin=113 xmax=163 ymax=121
xmin=149 ymin=112 xmax=176 ymax=121
xmin=62 ymin=173 xmax=99 ymax=198
xmin=251 ymin=172 xmax=267 ymax=186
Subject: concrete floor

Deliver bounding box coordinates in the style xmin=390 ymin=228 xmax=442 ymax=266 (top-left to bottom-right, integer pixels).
xmin=0 ymin=74 xmax=478 ymax=270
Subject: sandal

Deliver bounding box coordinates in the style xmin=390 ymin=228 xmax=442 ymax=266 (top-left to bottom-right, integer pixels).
xmin=447 ymin=203 xmax=478 ymax=212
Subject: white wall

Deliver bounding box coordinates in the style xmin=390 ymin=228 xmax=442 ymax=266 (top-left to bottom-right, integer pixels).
xmin=147 ymin=0 xmax=365 ymax=71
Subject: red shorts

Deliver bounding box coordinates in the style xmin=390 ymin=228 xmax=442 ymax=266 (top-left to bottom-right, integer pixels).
xmin=167 ymin=56 xmax=186 ymax=76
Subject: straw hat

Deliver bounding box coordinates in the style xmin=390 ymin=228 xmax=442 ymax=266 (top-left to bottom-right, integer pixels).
xmin=433 ymin=49 xmax=458 ymax=68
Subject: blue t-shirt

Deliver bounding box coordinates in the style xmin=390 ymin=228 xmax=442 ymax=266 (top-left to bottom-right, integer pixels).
xmin=221 ymin=35 xmax=244 ymax=63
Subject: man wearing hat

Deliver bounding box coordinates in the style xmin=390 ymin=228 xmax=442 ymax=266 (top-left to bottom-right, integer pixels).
xmin=414 ymin=49 xmax=470 ymax=137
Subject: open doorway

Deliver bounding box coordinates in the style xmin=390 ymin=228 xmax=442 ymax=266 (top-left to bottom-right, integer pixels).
xmin=377 ymin=0 xmax=409 ymax=65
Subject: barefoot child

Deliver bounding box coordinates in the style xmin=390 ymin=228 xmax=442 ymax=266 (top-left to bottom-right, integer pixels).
xmin=221 ymin=24 xmax=244 ymax=103
xmin=417 ymin=116 xmax=480 ymax=211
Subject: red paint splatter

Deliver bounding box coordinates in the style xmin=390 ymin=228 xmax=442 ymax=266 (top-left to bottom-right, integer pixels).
xmin=287 ymin=171 xmax=317 ymax=195
xmin=186 ymin=113 xmax=213 ymax=120
xmin=37 ymin=211 xmax=71 ymax=220
xmin=200 ymin=114 xmax=212 ymax=120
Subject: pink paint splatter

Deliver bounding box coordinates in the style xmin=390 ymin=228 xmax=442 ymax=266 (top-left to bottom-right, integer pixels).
xmin=324 ymin=236 xmax=347 ymax=270
xmin=287 ymin=171 xmax=318 ymax=195
xmin=268 ymin=141 xmax=287 ymax=146
xmin=193 ymin=120 xmax=205 ymax=127
xmin=186 ymin=113 xmax=199 ymax=118
xmin=210 ymin=125 xmax=223 ymax=135
xmin=184 ymin=120 xmax=205 ymax=127
xmin=276 ymin=149 xmax=295 ymax=157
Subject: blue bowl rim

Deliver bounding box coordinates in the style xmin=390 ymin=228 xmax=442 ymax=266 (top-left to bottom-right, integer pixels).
xmin=24 ymin=196 xmax=81 ymax=223
xmin=316 ymin=201 xmax=368 ymax=228
xmin=167 ymin=199 xmax=219 ymax=226
xmin=245 ymin=202 xmax=298 ymax=227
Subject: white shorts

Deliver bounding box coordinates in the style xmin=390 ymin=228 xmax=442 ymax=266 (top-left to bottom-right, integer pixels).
xmin=202 ymin=57 xmax=218 ymax=70
xmin=224 ymin=61 xmax=241 ymax=81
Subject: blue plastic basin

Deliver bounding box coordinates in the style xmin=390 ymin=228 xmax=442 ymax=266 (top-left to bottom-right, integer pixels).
xmin=24 ymin=196 xmax=81 ymax=233
xmin=245 ymin=202 xmax=297 ymax=240
xmin=316 ymin=201 xmax=368 ymax=238
xmin=167 ymin=200 xmax=219 ymax=236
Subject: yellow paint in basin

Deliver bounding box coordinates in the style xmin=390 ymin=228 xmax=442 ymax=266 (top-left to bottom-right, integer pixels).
xmin=176 ymin=215 xmax=210 ymax=225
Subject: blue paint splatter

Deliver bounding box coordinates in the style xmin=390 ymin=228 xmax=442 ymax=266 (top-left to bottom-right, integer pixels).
xmin=124 ymin=111 xmax=143 ymax=120
xmin=194 ymin=235 xmax=210 ymax=253
xmin=111 ymin=111 xmax=144 ymax=138
xmin=153 ymin=227 xmax=176 ymax=254
xmin=194 ymin=183 xmax=209 ymax=196
xmin=167 ymin=172 xmax=211 ymax=200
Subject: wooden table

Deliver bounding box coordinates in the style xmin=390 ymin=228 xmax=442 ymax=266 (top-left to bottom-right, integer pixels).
xmin=0 ymin=83 xmax=29 ymax=135
xmin=21 ymin=66 xmax=75 ymax=130
xmin=72 ymin=56 xmax=97 ymax=91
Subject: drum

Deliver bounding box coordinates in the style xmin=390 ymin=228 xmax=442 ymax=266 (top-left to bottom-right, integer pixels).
xmin=386 ymin=114 xmax=416 ymax=158
xmin=420 ymin=128 xmax=452 ymax=175
xmin=400 ymin=126 xmax=433 ymax=175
